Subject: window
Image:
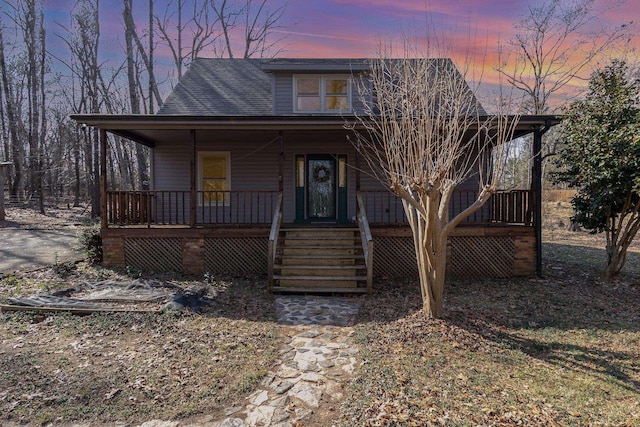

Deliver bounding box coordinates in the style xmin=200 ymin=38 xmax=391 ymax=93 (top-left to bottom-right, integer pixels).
xmin=198 ymin=151 xmax=230 ymax=204
xmin=294 ymin=75 xmax=351 ymax=112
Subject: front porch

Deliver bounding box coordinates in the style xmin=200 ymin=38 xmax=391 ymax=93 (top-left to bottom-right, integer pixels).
xmin=100 ymin=189 xmax=536 ymax=293
xmin=67 ymin=114 xmax=561 ymax=293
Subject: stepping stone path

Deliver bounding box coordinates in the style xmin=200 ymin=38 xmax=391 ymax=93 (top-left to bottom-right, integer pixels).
xmin=219 ymin=296 xmax=362 ymax=427
xmin=133 ymin=295 xmax=363 ymax=427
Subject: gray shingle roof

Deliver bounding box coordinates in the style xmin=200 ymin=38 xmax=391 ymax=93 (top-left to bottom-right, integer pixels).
xmin=157 ymin=57 xmax=485 ymax=116
xmin=158 ymin=58 xmax=272 ymax=115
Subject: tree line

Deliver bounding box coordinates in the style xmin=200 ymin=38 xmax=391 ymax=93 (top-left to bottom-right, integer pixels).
xmin=0 ymin=0 xmax=286 ymax=216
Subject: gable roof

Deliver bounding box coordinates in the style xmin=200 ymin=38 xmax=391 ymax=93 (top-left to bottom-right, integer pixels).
xmin=157 ymin=57 xmax=485 ymax=116
xmin=158 ymin=58 xmax=272 ymax=115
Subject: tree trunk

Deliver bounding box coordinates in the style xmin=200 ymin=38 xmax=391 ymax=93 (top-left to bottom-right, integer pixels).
xmin=405 ymin=200 xmax=448 ymax=318
xmin=0 ymin=27 xmax=22 ymax=199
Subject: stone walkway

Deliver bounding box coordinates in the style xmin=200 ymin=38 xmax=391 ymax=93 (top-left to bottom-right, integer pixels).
xmin=217 ymin=296 xmax=362 ymax=427
xmin=131 ymin=295 xmax=363 ymax=427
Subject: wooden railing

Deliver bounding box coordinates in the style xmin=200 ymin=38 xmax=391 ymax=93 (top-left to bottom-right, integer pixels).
xmin=359 ymin=189 xmax=532 ymax=226
xmin=267 ymin=193 xmax=283 ymax=290
xmin=356 ymin=192 xmax=374 ymax=293
xmin=490 ymin=190 xmax=533 ymax=225
xmin=106 ymin=190 xmax=279 ymax=227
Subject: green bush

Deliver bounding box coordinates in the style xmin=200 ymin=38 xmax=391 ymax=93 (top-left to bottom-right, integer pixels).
xmin=78 ymin=223 xmax=102 ymax=263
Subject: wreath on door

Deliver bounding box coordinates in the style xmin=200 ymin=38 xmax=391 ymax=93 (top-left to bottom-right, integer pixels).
xmin=312 ymin=164 xmax=331 ymax=183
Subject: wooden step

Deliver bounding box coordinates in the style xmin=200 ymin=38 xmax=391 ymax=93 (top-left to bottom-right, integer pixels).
xmin=277 ymin=279 xmax=359 ymax=288
xmin=276 ymin=265 xmax=363 ymax=270
xmin=278 ymin=254 xmax=365 ymax=260
xmin=283 ymin=236 xmax=356 ymax=240
xmin=281 ymin=244 xmax=361 ymax=250
xmin=277 ymin=267 xmax=360 ymax=277
xmin=282 ymin=227 xmax=358 ymax=232
xmin=271 ymin=286 xmax=368 ymax=294
xmin=273 ymin=275 xmax=367 ymax=281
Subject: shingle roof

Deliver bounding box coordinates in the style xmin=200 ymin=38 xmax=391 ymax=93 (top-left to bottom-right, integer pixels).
xmin=158 ymin=58 xmax=272 ymax=115
xmin=157 ymin=57 xmax=485 ymax=116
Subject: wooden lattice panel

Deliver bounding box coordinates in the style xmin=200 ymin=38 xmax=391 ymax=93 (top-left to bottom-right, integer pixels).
xmin=373 ymin=236 xmax=418 ymax=278
xmin=124 ymin=238 xmax=182 ymax=272
xmin=450 ymin=236 xmax=514 ymax=278
xmin=204 ymin=238 xmax=268 ymax=274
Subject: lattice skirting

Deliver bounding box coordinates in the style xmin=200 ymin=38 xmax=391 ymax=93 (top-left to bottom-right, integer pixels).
xmin=204 ymin=237 xmax=268 ymax=274
xmin=374 ymin=237 xmax=419 ymax=278
xmin=449 ymin=236 xmax=515 ymax=278
xmin=124 ymin=238 xmax=183 ymax=272
xmin=374 ymin=235 xmax=517 ymax=278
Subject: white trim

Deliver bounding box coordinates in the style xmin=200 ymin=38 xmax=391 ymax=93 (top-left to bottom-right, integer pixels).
xmin=293 ymin=74 xmax=352 ymax=113
xmin=197 ymin=151 xmax=231 ymax=206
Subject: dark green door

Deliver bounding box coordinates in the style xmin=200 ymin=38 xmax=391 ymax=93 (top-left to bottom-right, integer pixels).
xmin=307 ymin=156 xmax=336 ymax=220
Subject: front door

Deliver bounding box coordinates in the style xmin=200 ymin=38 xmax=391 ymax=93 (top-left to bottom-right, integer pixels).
xmin=295 ymin=154 xmax=348 ymax=222
xmin=307 ymin=155 xmax=336 ymax=220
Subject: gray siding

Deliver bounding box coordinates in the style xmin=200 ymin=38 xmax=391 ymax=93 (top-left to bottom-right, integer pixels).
xmin=151 ymin=129 xmax=487 ymax=225
xmin=274 ymin=74 xmax=293 ymax=114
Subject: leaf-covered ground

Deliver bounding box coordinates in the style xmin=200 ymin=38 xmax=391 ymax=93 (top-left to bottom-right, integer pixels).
xmin=1 ymin=202 xmax=639 ymax=426
xmin=0 ymin=265 xmax=280 ymax=426
xmin=340 ymin=225 xmax=640 ymax=426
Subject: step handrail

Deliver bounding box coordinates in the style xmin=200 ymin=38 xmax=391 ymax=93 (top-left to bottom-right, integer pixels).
xmin=268 ymin=192 xmax=283 ymax=290
xmin=356 ymin=191 xmax=374 ymax=293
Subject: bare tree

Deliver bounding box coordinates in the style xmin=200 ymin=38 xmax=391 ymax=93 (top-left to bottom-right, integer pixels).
xmin=156 ymin=0 xmax=219 ymax=77
xmin=240 ymin=0 xmax=287 ymax=58
xmin=496 ymin=0 xmax=632 ymax=192
xmin=3 ymin=0 xmax=48 ymax=212
xmin=498 ymin=0 xmax=631 ymax=115
xmin=350 ymin=45 xmax=520 ymax=318
xmin=121 ymin=0 xmax=163 ymax=109
xmin=0 ymin=23 xmax=23 ymax=198
xmin=123 ymin=0 xmax=150 ymax=189
xmin=57 ymin=0 xmax=102 ymax=216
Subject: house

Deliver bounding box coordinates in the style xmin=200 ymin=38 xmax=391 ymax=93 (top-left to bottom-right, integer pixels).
xmin=71 ymin=58 xmax=560 ymax=293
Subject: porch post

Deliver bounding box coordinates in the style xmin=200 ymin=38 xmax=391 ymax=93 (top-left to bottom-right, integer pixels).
xmin=278 ymin=131 xmax=284 ymax=193
xmin=355 ymin=149 xmax=361 ymax=191
xmin=190 ymin=129 xmax=196 ymax=227
xmin=532 ymin=127 xmax=543 ymax=277
xmin=100 ymin=128 xmax=108 ymax=229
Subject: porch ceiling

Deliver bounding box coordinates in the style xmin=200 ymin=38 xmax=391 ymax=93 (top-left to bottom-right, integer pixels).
xmin=70 ymin=114 xmax=562 ymax=148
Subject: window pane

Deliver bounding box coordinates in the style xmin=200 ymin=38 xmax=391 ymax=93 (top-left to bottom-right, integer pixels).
xmin=326 ymin=79 xmax=347 ymax=95
xmin=325 ymin=95 xmax=349 ymax=110
xmin=297 ymin=96 xmax=321 ymax=111
xmin=203 ymin=179 xmax=227 ymax=203
xmin=297 ymin=78 xmax=319 ymax=95
xmin=202 ymin=156 xmax=226 ymax=179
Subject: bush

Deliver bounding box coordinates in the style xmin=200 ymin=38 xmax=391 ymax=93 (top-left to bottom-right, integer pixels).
xmin=78 ymin=223 xmax=102 ymax=263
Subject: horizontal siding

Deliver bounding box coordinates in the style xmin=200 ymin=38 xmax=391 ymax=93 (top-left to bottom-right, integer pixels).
xmin=274 ymin=74 xmax=293 ymax=114
xmin=153 ymin=130 xmax=281 ymax=192
xmin=150 ymin=129 xmax=489 ymax=224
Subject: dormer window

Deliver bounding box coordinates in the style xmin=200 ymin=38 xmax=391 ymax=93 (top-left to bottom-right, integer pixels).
xmin=294 ymin=75 xmax=351 ymax=113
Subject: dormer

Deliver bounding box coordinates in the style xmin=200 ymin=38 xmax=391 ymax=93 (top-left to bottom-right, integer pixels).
xmin=260 ymin=59 xmax=370 ymax=115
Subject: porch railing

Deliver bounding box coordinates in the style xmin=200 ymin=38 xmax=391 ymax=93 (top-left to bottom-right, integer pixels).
xmin=356 ymin=192 xmax=374 ymax=293
xmin=267 ymin=193 xmax=283 ymax=290
xmin=106 ymin=190 xmax=279 ymax=226
xmin=359 ymin=189 xmax=533 ymax=226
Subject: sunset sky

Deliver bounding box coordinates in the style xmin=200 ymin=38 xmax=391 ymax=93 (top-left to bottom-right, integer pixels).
xmin=33 ymin=0 xmax=640 ymax=105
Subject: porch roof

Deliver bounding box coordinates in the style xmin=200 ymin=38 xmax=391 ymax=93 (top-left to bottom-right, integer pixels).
xmin=70 ymin=114 xmax=562 ymax=148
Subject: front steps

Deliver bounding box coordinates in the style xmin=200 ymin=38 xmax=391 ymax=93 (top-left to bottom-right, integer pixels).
xmin=271 ymin=227 xmax=369 ymax=293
